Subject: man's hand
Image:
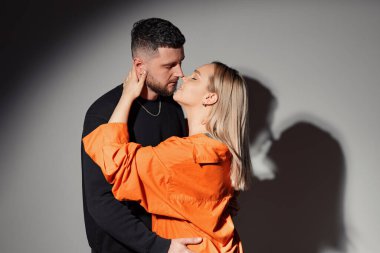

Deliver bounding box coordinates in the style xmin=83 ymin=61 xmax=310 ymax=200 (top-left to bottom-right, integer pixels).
xmin=168 ymin=237 xmax=202 ymax=253
xmin=227 ymin=191 xmax=240 ymax=217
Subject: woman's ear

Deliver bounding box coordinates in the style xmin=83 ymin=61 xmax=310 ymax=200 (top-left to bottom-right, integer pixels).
xmin=203 ymin=93 xmax=218 ymax=106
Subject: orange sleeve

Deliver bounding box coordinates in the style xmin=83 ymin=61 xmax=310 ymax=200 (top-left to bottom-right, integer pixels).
xmin=82 ymin=122 xmax=183 ymax=219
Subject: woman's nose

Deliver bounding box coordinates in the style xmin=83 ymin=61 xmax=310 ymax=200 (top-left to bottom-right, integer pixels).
xmin=181 ymin=75 xmax=190 ymax=82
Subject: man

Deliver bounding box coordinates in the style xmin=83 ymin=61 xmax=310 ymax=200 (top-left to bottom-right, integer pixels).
xmin=81 ymin=18 xmax=201 ymax=253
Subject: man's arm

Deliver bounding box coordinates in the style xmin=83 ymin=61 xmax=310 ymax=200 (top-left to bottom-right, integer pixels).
xmin=81 ymin=112 xmax=170 ymax=253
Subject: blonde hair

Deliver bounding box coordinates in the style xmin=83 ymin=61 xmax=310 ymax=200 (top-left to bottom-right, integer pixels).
xmin=206 ymin=62 xmax=252 ymax=191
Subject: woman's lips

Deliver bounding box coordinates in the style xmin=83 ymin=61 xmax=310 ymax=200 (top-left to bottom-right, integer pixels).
xmin=176 ymin=83 xmax=183 ymax=90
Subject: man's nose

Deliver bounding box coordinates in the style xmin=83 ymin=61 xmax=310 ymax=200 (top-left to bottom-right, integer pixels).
xmin=173 ymin=65 xmax=184 ymax=78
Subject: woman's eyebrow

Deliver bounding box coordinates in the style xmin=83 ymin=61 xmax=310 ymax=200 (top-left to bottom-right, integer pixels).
xmin=194 ymin=69 xmax=202 ymax=76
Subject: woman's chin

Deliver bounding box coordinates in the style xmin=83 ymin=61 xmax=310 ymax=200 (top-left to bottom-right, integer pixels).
xmin=173 ymin=92 xmax=180 ymax=103
xmin=173 ymin=91 xmax=187 ymax=107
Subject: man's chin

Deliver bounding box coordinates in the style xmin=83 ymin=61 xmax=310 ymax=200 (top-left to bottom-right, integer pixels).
xmin=158 ymin=91 xmax=174 ymax=97
xmin=162 ymin=86 xmax=176 ymax=97
xmin=146 ymin=84 xmax=173 ymax=97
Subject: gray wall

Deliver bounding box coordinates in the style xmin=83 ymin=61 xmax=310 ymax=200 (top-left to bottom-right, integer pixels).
xmin=1 ymin=0 xmax=379 ymax=252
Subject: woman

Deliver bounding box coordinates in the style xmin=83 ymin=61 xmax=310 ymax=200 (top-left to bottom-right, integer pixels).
xmin=83 ymin=62 xmax=252 ymax=252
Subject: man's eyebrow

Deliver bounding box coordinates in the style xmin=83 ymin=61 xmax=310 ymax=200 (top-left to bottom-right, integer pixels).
xmin=162 ymin=62 xmax=176 ymax=66
xmin=163 ymin=60 xmax=183 ymax=66
xmin=194 ymin=69 xmax=202 ymax=76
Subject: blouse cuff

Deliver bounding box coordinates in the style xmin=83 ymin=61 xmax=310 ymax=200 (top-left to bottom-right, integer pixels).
xmin=83 ymin=122 xmax=129 ymax=144
xmin=82 ymin=122 xmax=129 ymax=162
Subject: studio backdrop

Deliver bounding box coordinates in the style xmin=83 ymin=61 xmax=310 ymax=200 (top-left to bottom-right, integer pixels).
xmin=1 ymin=0 xmax=379 ymax=252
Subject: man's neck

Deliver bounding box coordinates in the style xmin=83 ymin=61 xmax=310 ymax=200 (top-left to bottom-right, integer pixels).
xmin=140 ymin=86 xmax=159 ymax=101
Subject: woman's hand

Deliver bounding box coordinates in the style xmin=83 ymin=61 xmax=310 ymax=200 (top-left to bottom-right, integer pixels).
xmin=109 ymin=66 xmax=147 ymax=123
xmin=122 ymin=65 xmax=147 ymax=101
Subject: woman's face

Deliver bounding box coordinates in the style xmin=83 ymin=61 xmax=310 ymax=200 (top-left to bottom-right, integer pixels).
xmin=173 ymin=63 xmax=215 ymax=107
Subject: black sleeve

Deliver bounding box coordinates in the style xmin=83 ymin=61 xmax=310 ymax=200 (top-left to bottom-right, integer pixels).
xmin=81 ymin=111 xmax=170 ymax=253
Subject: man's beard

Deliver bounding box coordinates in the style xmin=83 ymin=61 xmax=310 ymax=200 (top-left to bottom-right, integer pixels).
xmin=145 ymin=74 xmax=177 ymax=97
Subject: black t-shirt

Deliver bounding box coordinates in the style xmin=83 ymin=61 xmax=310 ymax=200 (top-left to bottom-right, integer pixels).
xmin=129 ymin=96 xmax=187 ymax=146
xmin=81 ymin=84 xmax=187 ymax=253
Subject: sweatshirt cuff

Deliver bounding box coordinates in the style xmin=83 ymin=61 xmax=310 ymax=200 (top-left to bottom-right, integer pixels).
xmin=148 ymin=236 xmax=171 ymax=253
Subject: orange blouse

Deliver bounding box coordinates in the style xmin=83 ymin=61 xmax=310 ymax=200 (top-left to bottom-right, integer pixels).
xmin=82 ymin=123 xmax=243 ymax=252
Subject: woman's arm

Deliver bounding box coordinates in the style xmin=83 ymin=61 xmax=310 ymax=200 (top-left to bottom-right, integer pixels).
xmin=109 ymin=66 xmax=146 ymax=123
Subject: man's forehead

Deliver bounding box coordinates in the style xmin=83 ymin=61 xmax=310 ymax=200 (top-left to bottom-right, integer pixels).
xmin=156 ymin=47 xmax=185 ymax=60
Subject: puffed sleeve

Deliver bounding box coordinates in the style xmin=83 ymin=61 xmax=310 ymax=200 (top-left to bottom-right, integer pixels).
xmin=82 ymin=122 xmax=182 ymax=219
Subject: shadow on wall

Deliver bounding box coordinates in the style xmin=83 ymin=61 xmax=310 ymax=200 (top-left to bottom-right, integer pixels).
xmin=235 ymin=76 xmax=347 ymax=253
xmin=0 ymin=0 xmax=126 ymax=115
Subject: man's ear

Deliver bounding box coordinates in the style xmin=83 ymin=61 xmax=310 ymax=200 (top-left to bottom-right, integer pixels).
xmin=203 ymin=93 xmax=218 ymax=106
xmin=133 ymin=57 xmax=145 ymax=76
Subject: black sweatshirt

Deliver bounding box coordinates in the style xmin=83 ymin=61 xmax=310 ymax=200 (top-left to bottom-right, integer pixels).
xmin=81 ymin=84 xmax=187 ymax=253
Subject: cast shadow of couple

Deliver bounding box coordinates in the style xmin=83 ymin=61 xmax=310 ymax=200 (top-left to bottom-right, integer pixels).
xmin=234 ymin=76 xmax=347 ymax=253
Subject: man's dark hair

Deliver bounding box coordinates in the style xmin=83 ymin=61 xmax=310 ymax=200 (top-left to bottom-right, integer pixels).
xmin=131 ymin=18 xmax=185 ymax=57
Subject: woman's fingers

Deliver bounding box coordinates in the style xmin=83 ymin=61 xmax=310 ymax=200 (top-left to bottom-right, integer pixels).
xmin=123 ymin=70 xmax=133 ymax=88
xmin=138 ymin=70 xmax=147 ymax=86
xmin=122 ymin=66 xmax=147 ymax=99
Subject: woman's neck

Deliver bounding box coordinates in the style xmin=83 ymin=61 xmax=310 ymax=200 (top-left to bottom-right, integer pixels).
xmin=185 ymin=107 xmax=209 ymax=136
xmin=188 ymin=122 xmax=207 ymax=136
